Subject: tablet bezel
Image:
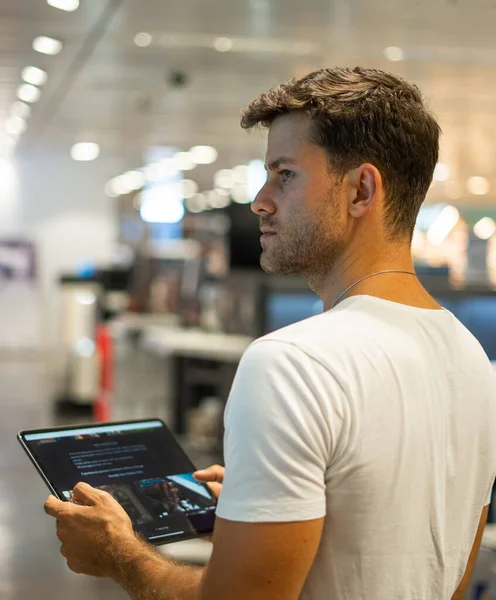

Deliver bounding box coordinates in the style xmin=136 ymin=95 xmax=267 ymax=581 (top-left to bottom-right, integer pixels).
xmin=18 ymin=418 xmax=216 ymax=546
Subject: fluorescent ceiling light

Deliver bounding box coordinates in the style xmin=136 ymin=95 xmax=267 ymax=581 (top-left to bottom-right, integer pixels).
xmin=383 ymin=46 xmax=405 ymax=62
xmin=17 ymin=84 xmax=41 ymax=103
xmin=11 ymin=102 xmax=31 ymax=118
xmin=426 ymin=205 xmax=460 ymax=246
xmin=467 ymin=176 xmax=490 ymax=196
xmin=47 ymin=0 xmax=79 ymax=11
xmin=22 ymin=66 xmax=48 ymax=87
xmin=70 ymin=142 xmax=100 ymax=162
xmin=473 ymin=217 xmax=496 ymax=241
xmin=189 ymin=145 xmax=218 ymax=165
xmin=5 ymin=117 xmax=27 ymax=136
xmin=433 ymin=163 xmax=450 ymax=183
xmin=33 ymin=36 xmax=62 ymax=55
xmin=134 ymin=32 xmax=152 ymax=47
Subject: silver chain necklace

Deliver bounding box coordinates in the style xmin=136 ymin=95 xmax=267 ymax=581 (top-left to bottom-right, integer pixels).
xmin=331 ymin=270 xmax=418 ymax=309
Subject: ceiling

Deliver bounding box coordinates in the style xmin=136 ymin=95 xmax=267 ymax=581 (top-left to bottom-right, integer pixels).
xmin=1 ymin=0 xmax=496 ymax=203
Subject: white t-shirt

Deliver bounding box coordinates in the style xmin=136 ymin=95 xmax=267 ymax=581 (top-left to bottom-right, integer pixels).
xmin=216 ymin=295 xmax=496 ymax=600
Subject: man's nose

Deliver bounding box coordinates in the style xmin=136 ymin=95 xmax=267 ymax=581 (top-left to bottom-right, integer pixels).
xmin=251 ymin=181 xmax=275 ymax=216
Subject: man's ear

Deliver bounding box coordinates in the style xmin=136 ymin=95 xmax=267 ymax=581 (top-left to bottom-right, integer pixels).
xmin=346 ymin=163 xmax=382 ymax=218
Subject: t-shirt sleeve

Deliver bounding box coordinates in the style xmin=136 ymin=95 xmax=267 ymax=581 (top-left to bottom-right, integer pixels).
xmin=216 ymin=339 xmax=346 ymax=523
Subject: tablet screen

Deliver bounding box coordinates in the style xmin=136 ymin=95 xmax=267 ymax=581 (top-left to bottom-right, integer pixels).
xmin=20 ymin=419 xmax=216 ymax=545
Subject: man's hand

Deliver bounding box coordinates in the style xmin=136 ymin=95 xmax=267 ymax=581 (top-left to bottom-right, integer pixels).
xmin=193 ymin=465 xmax=224 ymax=500
xmin=44 ymin=482 xmax=137 ymax=578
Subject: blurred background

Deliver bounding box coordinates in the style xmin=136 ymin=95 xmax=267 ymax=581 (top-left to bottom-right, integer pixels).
xmin=0 ymin=0 xmax=495 ymax=598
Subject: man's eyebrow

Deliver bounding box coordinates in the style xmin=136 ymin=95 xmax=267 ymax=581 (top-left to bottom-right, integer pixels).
xmin=265 ymin=156 xmax=298 ymax=171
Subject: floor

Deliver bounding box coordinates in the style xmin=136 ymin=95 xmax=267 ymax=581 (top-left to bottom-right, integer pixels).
xmin=0 ymin=346 xmax=217 ymax=600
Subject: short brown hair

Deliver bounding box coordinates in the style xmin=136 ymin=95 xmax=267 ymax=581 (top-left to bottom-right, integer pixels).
xmin=241 ymin=67 xmax=441 ymax=239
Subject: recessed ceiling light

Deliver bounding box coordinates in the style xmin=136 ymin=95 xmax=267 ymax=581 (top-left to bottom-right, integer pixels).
xmin=210 ymin=189 xmax=231 ymax=209
xmin=173 ymin=152 xmax=197 ymax=171
xmin=120 ymin=170 xmax=145 ymax=192
xmin=5 ymin=117 xmax=27 ymax=136
xmin=214 ymin=169 xmax=235 ymax=189
xmin=181 ymin=179 xmax=199 ymax=198
xmin=22 ymin=66 xmax=48 ymax=87
xmin=467 ymin=176 xmax=490 ymax=196
xmin=105 ymin=181 xmax=119 ymax=198
xmin=32 ymin=36 xmax=63 ymax=55
xmin=11 ymin=102 xmax=31 ymax=119
xmin=47 ymin=0 xmax=79 ymax=11
xmin=107 ymin=177 xmax=129 ymax=196
xmin=383 ymin=46 xmax=405 ymax=62
xmin=134 ymin=32 xmax=152 ymax=47
xmin=70 ymin=142 xmax=100 ymax=162
xmin=206 ymin=189 xmax=231 ymax=209
xmin=213 ymin=37 xmax=233 ymax=52
xmin=473 ymin=217 xmax=496 ymax=241
xmin=185 ymin=194 xmax=207 ymax=214
xmin=17 ymin=84 xmax=41 ymax=103
xmin=433 ymin=163 xmax=450 ymax=182
xmin=189 ymin=145 xmax=218 ymax=165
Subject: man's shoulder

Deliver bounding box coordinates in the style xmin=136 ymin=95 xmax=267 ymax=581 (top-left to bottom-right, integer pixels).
xmin=247 ymin=309 xmax=368 ymax=370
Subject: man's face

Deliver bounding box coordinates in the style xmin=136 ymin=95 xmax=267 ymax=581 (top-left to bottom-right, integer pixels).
xmin=251 ymin=112 xmax=348 ymax=278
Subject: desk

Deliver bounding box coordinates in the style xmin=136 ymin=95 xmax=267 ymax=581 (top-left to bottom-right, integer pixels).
xmin=141 ymin=325 xmax=253 ymax=433
xmin=112 ymin=315 xmax=254 ymax=434
xmin=141 ymin=325 xmax=253 ymax=362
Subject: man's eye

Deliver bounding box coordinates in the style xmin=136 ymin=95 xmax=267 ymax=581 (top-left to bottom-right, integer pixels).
xmin=280 ymin=170 xmax=294 ymax=183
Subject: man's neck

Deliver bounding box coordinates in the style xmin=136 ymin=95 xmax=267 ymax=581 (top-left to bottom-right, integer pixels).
xmin=308 ymin=243 xmax=439 ymax=312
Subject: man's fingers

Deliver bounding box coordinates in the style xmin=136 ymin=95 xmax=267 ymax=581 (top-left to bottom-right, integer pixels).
xmin=206 ymin=482 xmax=222 ymax=498
xmin=72 ymin=482 xmax=102 ymax=505
xmin=44 ymin=495 xmax=66 ymax=518
xmin=194 ymin=465 xmax=225 ymax=484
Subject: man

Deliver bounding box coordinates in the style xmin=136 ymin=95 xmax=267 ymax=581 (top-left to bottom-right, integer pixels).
xmin=45 ymin=67 xmax=496 ymax=599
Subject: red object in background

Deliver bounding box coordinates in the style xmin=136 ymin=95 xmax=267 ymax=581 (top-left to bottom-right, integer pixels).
xmin=93 ymin=325 xmax=113 ymax=423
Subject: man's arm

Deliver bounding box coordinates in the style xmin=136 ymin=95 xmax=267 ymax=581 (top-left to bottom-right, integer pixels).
xmin=111 ymin=516 xmax=323 ymax=600
xmin=451 ymin=505 xmax=489 ymax=600
xmin=199 ymin=516 xmax=324 ymax=600
xmin=109 ymin=535 xmax=204 ymax=600
xmin=45 ymin=482 xmax=324 ymax=600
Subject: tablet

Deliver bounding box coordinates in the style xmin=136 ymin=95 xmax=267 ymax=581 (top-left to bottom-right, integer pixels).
xmin=18 ymin=419 xmax=216 ymax=545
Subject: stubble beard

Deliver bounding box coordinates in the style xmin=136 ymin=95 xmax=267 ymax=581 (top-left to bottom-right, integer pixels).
xmin=260 ymin=209 xmax=347 ymax=285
